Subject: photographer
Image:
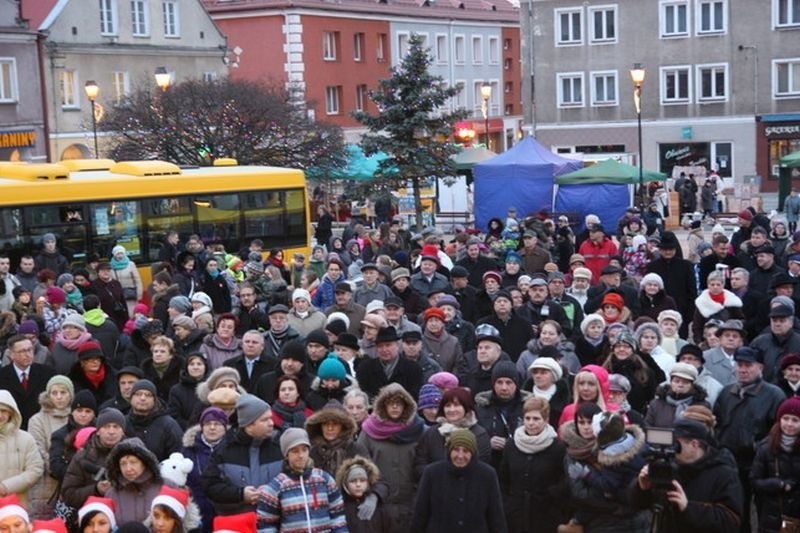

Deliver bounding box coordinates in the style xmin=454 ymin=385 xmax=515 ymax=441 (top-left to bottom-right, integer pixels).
xmin=631 ymin=419 xmax=742 ymax=532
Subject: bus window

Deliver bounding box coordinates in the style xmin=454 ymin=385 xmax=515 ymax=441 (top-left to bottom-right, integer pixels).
xmin=91 ymin=201 xmax=143 ymax=260
xmin=143 ymin=197 xmax=194 ymax=261
xmin=286 ymin=189 xmax=306 ymax=240
xmin=0 ymin=208 xmax=23 ymax=262
xmin=196 ymin=194 xmax=239 ymax=245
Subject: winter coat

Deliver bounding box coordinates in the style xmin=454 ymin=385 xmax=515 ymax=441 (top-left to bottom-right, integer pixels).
xmin=124 ymin=402 xmax=184 ymax=461
xmin=60 ymin=431 xmax=115 ymax=509
xmin=111 ymin=261 xmax=143 ymax=301
xmin=578 ymin=237 xmax=619 ymax=284
xmin=201 ymin=271 xmax=232 ymax=314
xmin=0 ymin=391 xmax=45 ymax=506
xmin=410 ymin=456 xmax=507 ymax=533
xmin=412 ymin=413 xmax=492 ymax=480
xmin=254 ymin=367 xmax=317 ymax=408
xmin=151 ymin=284 xmax=181 ymax=327
xmin=85 ymin=313 xmax=122 ymax=365
xmin=474 ymin=389 xmax=529 ymax=468
xmin=574 ymin=335 xmax=610 ymax=367
xmin=168 ymin=367 xmax=208 ymax=430
xmin=516 ymin=337 xmax=579 ymax=380
xmin=335 ymin=457 xmax=392 ymax=533
xmin=750 ymin=330 xmax=800 ymax=383
xmin=305 ymin=375 xmax=359 ymax=416
xmin=520 ymin=379 xmax=572 ymax=428
xmin=391 ymin=286 xmax=426 ymax=324
xmin=631 ymin=445 xmax=742 ymax=533
xmin=356 ymin=354 xmax=423 ymax=401
xmin=499 ymin=434 xmax=567 ymax=533
xmin=173 ymin=328 xmax=205 ymax=359
xmin=182 ymin=424 xmax=228 ymax=533
xmin=638 ymin=290 xmax=678 ymax=322
xmin=27 ymin=390 xmax=70 ymax=518
xmin=48 ymin=416 xmax=86 ymax=483
xmin=199 ymin=334 xmax=243 ymax=371
xmin=691 ymin=289 xmax=744 ymax=342
xmin=306 ymin=404 xmax=369 ymax=477
xmin=477 ymin=312 xmax=533 ymax=363
xmin=644 ymin=383 xmax=710 ymax=428
xmin=605 ymin=356 xmax=658 ymax=413
xmin=421 ymin=328 xmax=462 ymax=373
xmin=286 ymin=308 xmax=327 ymax=338
xmin=90 ymin=278 xmax=129 ymax=330
xmin=67 ymin=359 xmax=117 ymax=407
xmin=752 ymin=437 xmax=800 ymax=532
xmin=645 ymin=256 xmax=697 ymax=332
xmin=141 ymin=355 xmax=184 ymax=402
xmin=123 ymin=328 xmax=153 ymax=368
xmin=105 ymin=437 xmax=163 ymax=524
xmin=311 ymin=273 xmax=346 ymax=312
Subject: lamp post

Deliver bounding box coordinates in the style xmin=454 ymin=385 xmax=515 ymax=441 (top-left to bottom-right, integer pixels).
xmin=155 ymin=67 xmax=171 ymax=91
xmin=480 ymin=82 xmax=492 ymax=149
xmin=630 ymin=63 xmax=646 ymax=209
xmin=84 ymin=80 xmax=99 ymax=159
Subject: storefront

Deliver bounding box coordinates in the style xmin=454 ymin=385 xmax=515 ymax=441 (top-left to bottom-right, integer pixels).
xmin=658 ymin=141 xmax=733 ymax=180
xmin=756 ymin=114 xmax=800 ymax=193
xmin=0 ymin=128 xmax=40 ymax=161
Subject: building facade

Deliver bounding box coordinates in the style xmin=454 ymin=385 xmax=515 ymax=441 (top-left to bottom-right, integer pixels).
xmin=523 ymin=0 xmax=800 ymax=192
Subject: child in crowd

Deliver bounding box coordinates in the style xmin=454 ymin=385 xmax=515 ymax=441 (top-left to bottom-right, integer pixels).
xmin=335 ymin=456 xmax=391 ymax=532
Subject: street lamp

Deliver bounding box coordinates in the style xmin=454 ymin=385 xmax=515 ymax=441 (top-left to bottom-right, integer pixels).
xmin=154 ymin=67 xmax=171 ymax=91
xmin=480 ymin=82 xmax=492 ymax=149
xmin=630 ymin=63 xmax=646 ymax=209
xmin=84 ymin=80 xmax=99 ymax=159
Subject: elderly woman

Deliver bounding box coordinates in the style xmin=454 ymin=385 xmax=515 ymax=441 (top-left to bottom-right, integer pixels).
xmin=420 ymin=307 xmax=462 ymax=373
xmin=50 ymin=314 xmax=92 ymax=375
xmin=190 ymin=292 xmax=214 ymax=334
xmin=602 ymin=331 xmax=658 ymax=413
xmin=142 ymin=335 xmax=184 ymax=402
xmin=522 ymin=357 xmax=571 ymax=428
xmin=192 ymin=366 xmax=245 ymax=425
xmin=644 ymin=362 xmax=710 ymax=428
xmin=171 ymin=315 xmax=205 ymax=358
xmin=637 ymin=272 xmax=678 ymax=322
xmin=105 ymin=437 xmax=164 ymax=524
xmin=633 ymin=321 xmax=673 ymax=378
xmin=110 ymin=245 xmax=143 ymax=315
xmin=692 ymin=270 xmax=744 ymax=344
xmin=199 ymin=313 xmax=243 ymax=371
xmin=343 ymin=388 xmax=369 ymax=436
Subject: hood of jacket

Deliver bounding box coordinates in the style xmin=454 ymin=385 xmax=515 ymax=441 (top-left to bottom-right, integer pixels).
xmin=0 ymin=390 xmax=21 ymax=429
xmin=597 ymin=424 xmax=645 ymax=467
xmin=37 ymin=389 xmax=72 ymax=417
xmin=106 ymin=437 xmax=162 ymax=488
xmin=581 ymin=364 xmax=611 ymax=405
xmin=334 ymin=455 xmax=381 ymax=489
xmin=373 ymin=383 xmax=417 ymax=423
xmin=305 ymin=403 xmax=357 ymax=445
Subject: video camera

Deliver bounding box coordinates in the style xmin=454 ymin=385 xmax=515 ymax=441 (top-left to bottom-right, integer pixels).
xmin=644 ymin=427 xmax=679 ymax=512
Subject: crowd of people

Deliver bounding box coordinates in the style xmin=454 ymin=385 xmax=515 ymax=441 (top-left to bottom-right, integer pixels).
xmin=0 ymin=202 xmax=799 ymax=533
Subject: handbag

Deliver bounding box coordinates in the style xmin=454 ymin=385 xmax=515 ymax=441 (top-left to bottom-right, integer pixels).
xmin=122 ymin=287 xmax=137 ymax=300
xmin=777 ymin=458 xmax=800 ymax=533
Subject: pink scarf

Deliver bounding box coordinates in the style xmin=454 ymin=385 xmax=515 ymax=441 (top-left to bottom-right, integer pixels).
xmin=361 ymin=415 xmax=411 ymax=440
xmin=55 ymin=331 xmax=93 ymax=351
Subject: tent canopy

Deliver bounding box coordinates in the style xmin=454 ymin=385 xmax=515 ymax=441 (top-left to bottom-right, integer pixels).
xmin=323 ymin=144 xmax=395 ymax=181
xmin=451 ymin=146 xmax=496 ymax=171
xmin=473 ymin=137 xmax=583 ymax=230
xmin=556 ymin=158 xmax=667 ymax=185
xmin=780 ymin=151 xmax=800 ymax=168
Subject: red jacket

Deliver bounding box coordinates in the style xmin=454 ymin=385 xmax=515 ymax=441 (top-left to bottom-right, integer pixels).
xmin=578 ymin=237 xmax=618 ymax=283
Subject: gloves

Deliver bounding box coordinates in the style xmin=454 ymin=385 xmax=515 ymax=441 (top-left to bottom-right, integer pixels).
xmin=568 ymin=462 xmax=590 ymax=481
xmin=357 ymin=493 xmax=378 ymax=520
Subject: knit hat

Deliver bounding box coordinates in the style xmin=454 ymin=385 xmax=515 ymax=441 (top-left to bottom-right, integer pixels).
xmin=207 ymin=388 xmax=240 ymax=411
xmin=292 ymin=288 xmax=311 ymax=302
xmin=78 ymin=496 xmax=116 ymax=529
xmin=61 ymin=313 xmax=86 ymax=331
xmin=594 ymin=411 xmax=626 ymax=449
xmin=236 ymin=394 xmax=270 ymax=427
xmin=437 ymin=294 xmax=460 ymax=310
xmin=306 ymin=329 xmax=331 ymax=349
xmin=365 ymin=300 xmax=385 ymax=315
xmin=212 ymin=512 xmax=257 ymax=533
xmin=334 ymin=333 xmax=360 ymax=352
xmin=18 ymin=320 xmax=39 ymax=335
xmin=639 ymin=272 xmax=664 ymax=290
xmin=482 ymin=271 xmax=502 ymax=285
xmin=677 ymin=344 xmax=705 ymax=363
xmin=74 ymin=427 xmax=96 ymax=450
xmin=96 ymin=408 xmax=125 ymax=428
xmin=168 ymin=296 xmax=192 ymax=313
xmin=613 ymin=330 xmax=637 ymax=349
xmin=32 ymin=518 xmax=68 ymax=533
xmin=279 ymin=339 xmax=307 ymax=363
xmin=446 ymin=428 xmax=477 ymax=455
xmin=738 ymin=209 xmax=753 ymax=221
xmin=325 ymin=319 xmax=348 ymax=338
xmin=422 ymin=307 xmax=446 ymax=324
xmin=780 ymin=353 xmax=800 ymax=371
xmin=601 ymin=292 xmax=625 ymax=311
xmin=634 ymin=322 xmax=663 ymax=344
xmin=46 ymin=375 xmax=75 ymax=399
xmin=77 ymin=341 xmax=104 ymax=361
xmin=657 ymin=309 xmax=683 ymax=327
xmin=0 ymin=494 xmax=29 ymax=524
xmin=428 ymin=372 xmax=459 ymax=390
xmin=56 ymin=273 xmax=74 ymax=287
xmin=450 ymin=265 xmax=469 ymax=278
xmin=345 ymin=464 xmax=369 ymax=483
xmin=199 ymin=406 xmax=229 ymax=427
xmin=72 ymin=389 xmax=98 ymax=413
xmin=529 ymin=357 xmax=563 ymax=381
xmin=778 ymin=397 xmax=800 ymax=420
xmin=317 ymin=354 xmax=346 ymax=381
xmin=670 ymin=362 xmax=698 ymax=382
xmin=417 ymin=384 xmax=442 ymax=411
xmin=491 ymin=360 xmax=520 ymax=387
xmin=42 ymin=233 xmax=56 ymax=244
xmin=280 ymin=427 xmax=311 ymax=456
xmin=607 ymin=374 xmax=631 ymax=393
xmin=46 ymin=287 xmax=66 ymax=305
xmin=505 ymin=251 xmax=522 ymax=265
xmin=131 ymin=379 xmax=157 ymax=397
xmin=580 ymin=313 xmax=605 ymax=336
xmin=171 ymin=315 xmax=196 ymax=330
xmin=152 ymin=486 xmax=190 ymax=519
xmin=673 ymin=418 xmax=713 ymax=444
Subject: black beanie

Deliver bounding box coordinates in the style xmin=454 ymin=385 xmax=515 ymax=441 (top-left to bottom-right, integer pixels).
xmin=491 ymin=360 xmax=519 ymax=387
xmin=72 ymin=389 xmax=98 ymax=414
xmin=280 ymin=339 xmax=307 ymax=364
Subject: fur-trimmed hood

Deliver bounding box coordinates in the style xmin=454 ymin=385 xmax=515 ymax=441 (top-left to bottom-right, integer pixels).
xmin=106 ymin=437 xmax=162 ymax=489
xmin=305 ymin=404 xmax=357 ymax=445
xmin=373 ymin=383 xmax=417 ymax=423
xmin=182 ymin=424 xmax=202 ymax=448
xmin=473 ymin=388 xmax=532 ymax=408
xmin=597 ymin=424 xmax=645 ymax=467
xmin=334 ymin=455 xmax=381 ymax=489
xmin=37 ymin=389 xmax=72 ymax=416
xmin=694 ymin=289 xmax=743 ymax=318
xmin=653 ymin=382 xmax=708 ymax=402
xmin=560 ymin=420 xmax=597 ymax=451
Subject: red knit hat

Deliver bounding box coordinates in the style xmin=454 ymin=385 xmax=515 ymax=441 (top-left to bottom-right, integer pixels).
xmin=737 ymin=209 xmax=753 ymax=221
xmin=45 ymin=286 xmax=66 ymax=305
xmin=152 ymin=486 xmax=190 ymax=519
xmin=601 ymin=292 xmax=625 ymax=311
xmin=213 ymin=512 xmax=257 ymax=533
xmin=420 ymin=244 xmax=440 ymax=265
xmin=482 ymin=271 xmax=502 ymax=285
xmin=778 ymin=397 xmax=800 ymax=420
xmin=31 ymin=518 xmax=67 ymax=533
xmin=423 ymin=307 xmax=446 ymax=324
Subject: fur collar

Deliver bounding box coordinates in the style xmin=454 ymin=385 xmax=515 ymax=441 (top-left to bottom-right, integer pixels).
xmin=597 ymin=425 xmax=645 ymax=466
xmin=695 ymin=289 xmax=743 ymax=318
xmin=373 ymin=383 xmax=417 ymax=423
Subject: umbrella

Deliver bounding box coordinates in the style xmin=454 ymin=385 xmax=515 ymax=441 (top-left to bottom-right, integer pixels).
xmin=555 ymin=158 xmax=667 ymax=185
xmin=451 ymin=146 xmax=496 ymax=171
xmin=779 ymin=151 xmax=800 ymax=168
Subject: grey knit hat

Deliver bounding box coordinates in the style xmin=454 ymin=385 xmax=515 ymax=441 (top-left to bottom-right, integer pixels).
xmin=280 ymin=427 xmax=311 ymax=456
xmin=236 ymin=394 xmax=270 ymax=427
xmin=130 ymin=379 xmax=157 ymax=397
xmin=96 ymin=408 xmax=126 ymax=429
xmin=169 ymin=295 xmax=192 ymax=314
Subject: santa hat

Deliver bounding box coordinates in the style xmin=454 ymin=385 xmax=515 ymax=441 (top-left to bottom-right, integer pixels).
xmin=31 ymin=518 xmax=67 ymax=533
xmin=0 ymin=494 xmax=29 ymax=524
xmin=212 ymin=512 xmax=257 ymax=533
xmin=152 ymin=486 xmax=190 ymax=519
xmin=78 ymin=496 xmax=116 ymax=529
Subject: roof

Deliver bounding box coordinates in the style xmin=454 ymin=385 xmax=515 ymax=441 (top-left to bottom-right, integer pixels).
xmin=19 ymin=0 xmax=62 ymax=30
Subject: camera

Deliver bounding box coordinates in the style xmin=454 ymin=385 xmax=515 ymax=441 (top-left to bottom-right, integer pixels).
xmin=645 ymin=427 xmax=679 ymax=511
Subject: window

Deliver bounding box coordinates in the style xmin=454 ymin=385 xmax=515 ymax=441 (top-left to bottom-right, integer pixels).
xmin=488 ymin=37 xmax=500 ymax=64
xmin=376 ymin=33 xmax=387 ymax=62
xmin=111 ymin=71 xmax=129 ymax=104
xmin=397 ymin=33 xmax=410 ymax=59
xmin=323 ymin=32 xmax=339 ymax=61
xmin=471 ymin=36 xmax=483 ymax=64
xmin=774 ymin=59 xmax=800 ymax=97
xmin=0 ymin=59 xmax=18 ymax=102
xmin=325 ymin=86 xmax=340 ymax=114
xmin=131 ymin=0 xmax=149 ymax=36
xmin=590 ymin=71 xmax=617 ymax=105
xmin=59 ymin=70 xmax=78 ymax=108
xmin=661 ymin=66 xmax=691 ymax=103
xmin=454 ymin=80 xmax=466 ymax=108
xmin=776 ymin=0 xmax=800 ymax=26
xmin=504 ymin=81 xmax=513 ymax=93
xmin=355 ymin=84 xmax=367 ymax=112
xmin=697 ymin=0 xmax=726 ymax=33
xmin=555 ymin=8 xmax=582 ymax=45
xmin=99 ymin=0 xmax=118 ymax=35
xmin=354 ymin=33 xmax=364 ymax=62
xmin=660 ymin=1 xmax=688 ymax=37
xmin=162 ymin=0 xmax=179 ymax=37
xmin=454 ymin=35 xmax=465 ymax=64
xmin=503 ymin=38 xmax=512 ymax=51
xmin=435 ymin=34 xmax=448 ymax=63
xmin=202 ymin=72 xmax=218 ymax=82
xmin=697 ymin=63 xmax=727 ymax=101
xmin=557 ymin=72 xmax=584 ymax=107
xmin=589 ymin=5 xmax=617 ymax=43
xmin=473 ymin=82 xmax=485 ymax=115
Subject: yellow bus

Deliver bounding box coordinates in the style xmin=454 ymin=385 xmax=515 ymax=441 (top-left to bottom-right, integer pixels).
xmin=0 ymin=159 xmax=311 ymax=282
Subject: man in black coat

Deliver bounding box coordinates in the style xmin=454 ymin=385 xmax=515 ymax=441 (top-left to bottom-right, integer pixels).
xmin=646 ymin=232 xmax=697 ymax=338
xmin=698 ymin=234 xmax=740 ymax=290
xmin=124 ymin=379 xmax=184 ymax=461
xmin=476 ymin=290 xmax=532 ymax=363
xmin=225 ymin=330 xmax=278 ymax=393
xmin=253 ymin=339 xmax=317 ymax=407
xmin=0 ymin=334 xmax=55 ymax=429
xmin=584 ymin=265 xmax=640 ymax=317
xmin=234 ymin=284 xmax=269 ymax=336
xmin=455 ymin=238 xmax=500 ymax=289
xmin=356 ymin=326 xmax=423 ymax=401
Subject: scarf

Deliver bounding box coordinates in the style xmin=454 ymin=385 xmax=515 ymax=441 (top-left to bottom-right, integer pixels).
xmin=665 ymin=392 xmax=694 ymax=419
xmin=272 ymin=400 xmax=308 ymax=430
xmin=314 ymin=436 xmax=350 ymax=474
xmin=84 ymin=364 xmax=106 ymax=390
xmin=152 ymin=359 xmax=170 ymax=378
xmin=208 ymin=269 xmax=220 ymax=280
xmin=361 ymin=413 xmax=425 ymax=443
xmin=56 ymin=330 xmax=93 ymax=351
xmin=739 ymin=377 xmax=762 ymax=398
xmin=266 ymin=328 xmax=289 ymax=356
xmin=513 ymin=424 xmax=557 ymax=454
xmin=709 ymin=291 xmax=725 ymax=305
xmin=781 ymin=434 xmax=797 ymax=453
xmin=436 ymin=412 xmax=478 ymax=437
xmin=65 ymin=288 xmax=83 ymax=308
xmin=192 ymin=306 xmax=211 ymax=319
xmin=270 ymin=257 xmax=285 ymax=269
xmin=84 ymin=308 xmax=106 ymax=327
xmin=110 ymin=256 xmax=130 ymax=270
xmin=788 ymin=380 xmax=800 ymax=392
xmin=584 ymin=335 xmax=604 ymax=347
xmin=533 ymin=384 xmax=557 ymax=401
xmin=661 ymin=336 xmax=679 ymax=357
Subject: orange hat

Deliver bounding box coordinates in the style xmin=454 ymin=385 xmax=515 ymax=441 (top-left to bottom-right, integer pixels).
xmin=601 ymin=292 xmax=625 ymax=311
xmin=423 ymin=307 xmax=446 ymax=323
